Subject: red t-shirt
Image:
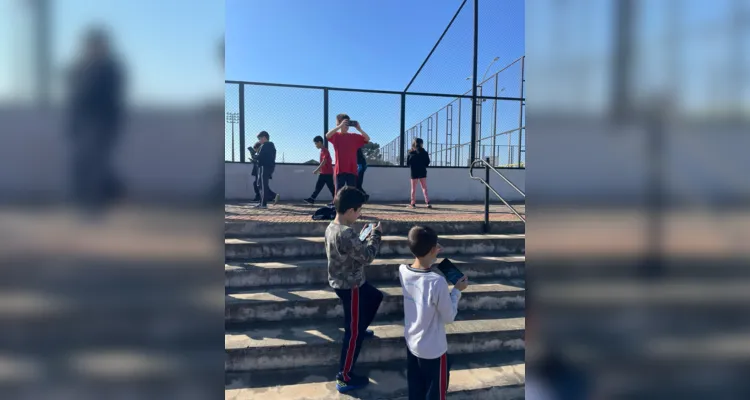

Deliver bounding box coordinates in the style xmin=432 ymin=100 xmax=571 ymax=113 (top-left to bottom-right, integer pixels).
xmin=319 ymin=147 xmax=334 ymax=175
xmin=328 ymin=133 xmax=367 ymax=175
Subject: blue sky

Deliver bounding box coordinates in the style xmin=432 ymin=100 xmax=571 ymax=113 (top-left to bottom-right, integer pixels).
xmin=225 ymin=0 xmax=525 ymax=165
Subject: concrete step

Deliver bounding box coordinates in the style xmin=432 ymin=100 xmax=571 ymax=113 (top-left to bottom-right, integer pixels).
xmin=226 ymin=219 xmax=525 ymax=238
xmin=226 ymin=255 xmax=525 ymax=288
xmin=225 ymin=234 xmax=525 ymax=261
xmin=225 ymin=351 xmax=525 ymax=400
xmin=226 ymin=314 xmax=525 ymax=371
xmin=225 ymin=279 xmax=525 ymax=324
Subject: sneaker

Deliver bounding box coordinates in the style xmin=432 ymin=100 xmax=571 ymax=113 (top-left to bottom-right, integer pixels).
xmin=335 ymin=372 xmax=370 ymax=393
xmin=427 ymin=204 xmax=433 ymax=209
xmin=303 ymin=197 xmax=315 ymax=205
xmin=253 ymin=204 xmax=267 ymax=209
xmin=273 ymin=194 xmax=280 ymax=205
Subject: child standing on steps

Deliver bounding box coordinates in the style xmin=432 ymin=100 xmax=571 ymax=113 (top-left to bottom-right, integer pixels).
xmin=407 ymin=138 xmax=431 ymax=208
xmin=325 ymin=186 xmax=384 ymax=393
xmin=399 ymin=225 xmax=469 ymax=400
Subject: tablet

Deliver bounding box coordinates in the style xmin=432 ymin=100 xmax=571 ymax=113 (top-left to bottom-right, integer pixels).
xmin=436 ymin=258 xmax=464 ymax=285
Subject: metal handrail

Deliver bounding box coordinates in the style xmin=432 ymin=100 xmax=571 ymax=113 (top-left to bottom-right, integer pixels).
xmin=469 ymin=158 xmax=525 ymax=224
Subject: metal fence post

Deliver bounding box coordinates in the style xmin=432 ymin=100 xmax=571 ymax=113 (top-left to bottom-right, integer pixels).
xmin=400 ymin=93 xmax=406 ymax=166
xmin=239 ymin=84 xmax=246 ymax=163
xmin=323 ymin=88 xmax=329 ymax=148
xmin=484 ymin=157 xmax=490 ymax=233
xmin=469 ymin=0 xmax=479 ymax=164
xmin=517 ymin=56 xmax=525 ymax=167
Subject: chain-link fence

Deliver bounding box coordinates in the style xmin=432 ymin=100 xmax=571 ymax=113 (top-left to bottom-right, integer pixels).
xmin=224 ymin=79 xmax=524 ymax=167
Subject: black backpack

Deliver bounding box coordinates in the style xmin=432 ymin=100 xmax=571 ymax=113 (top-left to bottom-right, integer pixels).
xmin=312 ymin=205 xmax=336 ymax=220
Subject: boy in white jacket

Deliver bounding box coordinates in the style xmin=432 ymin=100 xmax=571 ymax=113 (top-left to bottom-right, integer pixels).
xmin=398 ymin=226 xmax=469 ymax=400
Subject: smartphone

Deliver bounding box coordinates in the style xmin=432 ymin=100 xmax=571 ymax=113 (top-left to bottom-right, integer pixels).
xmin=359 ymin=223 xmax=374 ymax=241
xmin=436 ymin=258 xmax=464 ymax=285
xmin=347 ymin=120 xmax=358 ymax=127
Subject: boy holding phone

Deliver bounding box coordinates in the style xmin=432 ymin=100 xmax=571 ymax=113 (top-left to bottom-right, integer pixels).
xmin=325 ymin=186 xmax=384 ymax=393
xmin=325 ymin=113 xmax=370 ymax=190
xmin=399 ymin=226 xmax=469 ymax=400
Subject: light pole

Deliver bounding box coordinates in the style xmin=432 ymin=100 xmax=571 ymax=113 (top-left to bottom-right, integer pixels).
xmin=226 ymin=112 xmax=240 ymax=161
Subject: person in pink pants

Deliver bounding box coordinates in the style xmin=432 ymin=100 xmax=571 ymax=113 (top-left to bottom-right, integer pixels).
xmin=406 ymin=138 xmax=431 ymax=208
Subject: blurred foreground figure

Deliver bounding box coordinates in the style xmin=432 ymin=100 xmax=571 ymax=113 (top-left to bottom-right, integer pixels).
xmin=66 ymin=27 xmax=125 ymax=211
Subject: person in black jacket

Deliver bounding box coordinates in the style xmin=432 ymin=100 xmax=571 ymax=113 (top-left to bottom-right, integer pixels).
xmin=248 ymin=141 xmax=262 ymax=202
xmin=356 ymin=147 xmax=369 ymax=202
xmin=67 ymin=27 xmax=125 ymax=211
xmin=406 ymin=138 xmax=431 ymax=208
xmin=255 ymin=131 xmax=279 ymax=208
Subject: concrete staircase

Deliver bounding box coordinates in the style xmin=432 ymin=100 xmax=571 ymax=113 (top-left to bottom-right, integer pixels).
xmin=225 ymin=214 xmax=526 ymax=399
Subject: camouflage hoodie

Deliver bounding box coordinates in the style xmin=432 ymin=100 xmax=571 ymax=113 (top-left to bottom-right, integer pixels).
xmin=325 ymin=221 xmax=382 ymax=289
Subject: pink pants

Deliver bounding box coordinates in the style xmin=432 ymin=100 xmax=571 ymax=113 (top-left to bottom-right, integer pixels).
xmin=410 ymin=178 xmax=430 ymax=205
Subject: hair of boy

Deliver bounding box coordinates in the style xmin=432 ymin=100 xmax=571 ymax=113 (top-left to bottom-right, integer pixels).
xmin=407 ymin=225 xmax=438 ymax=258
xmin=313 ymin=135 xmax=324 ymax=143
xmin=334 ymin=186 xmax=366 ymax=214
xmin=412 ymin=137 xmax=424 ymax=150
xmin=336 ymin=113 xmax=350 ymax=123
xmin=257 ymin=131 xmax=270 ymax=139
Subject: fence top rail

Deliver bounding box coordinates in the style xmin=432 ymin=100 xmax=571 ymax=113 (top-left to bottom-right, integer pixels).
xmin=225 ymin=80 xmax=524 ymax=102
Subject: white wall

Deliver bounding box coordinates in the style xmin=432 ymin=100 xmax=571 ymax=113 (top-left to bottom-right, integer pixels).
xmin=0 ymin=106 xmax=223 ymax=202
xmin=225 ymin=163 xmax=526 ymax=203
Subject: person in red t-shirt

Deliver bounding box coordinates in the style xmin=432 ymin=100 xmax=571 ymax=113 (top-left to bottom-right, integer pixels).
xmin=326 ymin=113 xmax=370 ymax=191
xmin=304 ymin=135 xmax=336 ymax=205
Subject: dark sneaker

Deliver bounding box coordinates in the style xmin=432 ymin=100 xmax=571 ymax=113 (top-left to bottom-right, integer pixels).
xmin=304 ymin=197 xmax=315 ymax=205
xmin=335 ymin=372 xmax=369 ymax=393
xmin=253 ymin=204 xmax=267 ymax=209
xmin=427 ymin=204 xmax=433 ymax=209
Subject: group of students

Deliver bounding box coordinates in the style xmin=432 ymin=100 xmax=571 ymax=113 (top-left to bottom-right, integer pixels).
xmin=304 ymin=113 xmax=434 ymax=207
xmin=326 ymin=185 xmax=469 ymax=398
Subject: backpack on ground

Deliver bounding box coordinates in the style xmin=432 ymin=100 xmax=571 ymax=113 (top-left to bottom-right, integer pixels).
xmin=312 ymin=205 xmax=336 ymax=220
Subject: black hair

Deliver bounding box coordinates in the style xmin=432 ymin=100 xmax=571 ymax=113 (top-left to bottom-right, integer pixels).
xmin=257 ymin=131 xmax=269 ymax=139
xmin=334 ymin=186 xmax=367 ymax=214
xmin=412 ymin=138 xmax=424 ymax=150
xmin=407 ymin=225 xmax=438 ymax=258
xmin=313 ymin=135 xmax=324 ymax=143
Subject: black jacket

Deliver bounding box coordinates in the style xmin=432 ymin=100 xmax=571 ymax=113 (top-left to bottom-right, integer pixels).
xmin=407 ymin=148 xmax=430 ymax=179
xmin=257 ymin=141 xmax=277 ymax=174
xmin=357 ymin=148 xmax=367 ymax=166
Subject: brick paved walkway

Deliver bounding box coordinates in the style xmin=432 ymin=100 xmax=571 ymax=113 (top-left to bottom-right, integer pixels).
xmin=225 ymin=202 xmax=525 ymax=223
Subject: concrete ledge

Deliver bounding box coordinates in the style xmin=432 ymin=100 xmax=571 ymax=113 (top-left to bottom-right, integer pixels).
xmin=226 ymin=317 xmax=525 ymax=371
xmin=225 ymin=234 xmax=526 ymax=260
xmin=225 ymin=280 xmax=525 ymax=324
xmin=225 ymin=220 xmax=525 ymax=238
xmin=226 ymin=255 xmax=525 ymax=288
